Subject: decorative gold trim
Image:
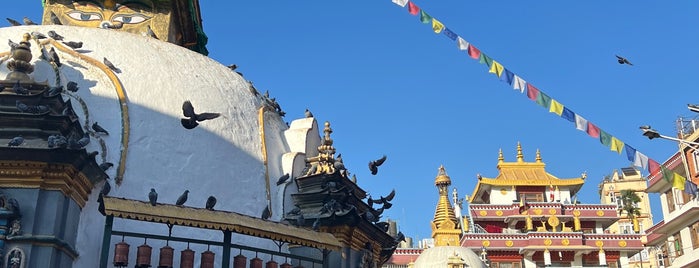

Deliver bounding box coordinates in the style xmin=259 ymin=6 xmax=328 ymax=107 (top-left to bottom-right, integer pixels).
xmin=618 ymin=240 xmax=627 ymax=247
xmin=481 ymin=240 xmax=490 ymax=247
xmin=573 ymin=210 xmax=581 ymax=217
xmin=548 ymin=208 xmax=556 ymax=215
xmin=0 ymin=161 xmax=94 ymax=207
xmin=479 ymin=210 xmax=487 ymax=216
xmin=595 ymin=240 xmax=604 ymax=248
xmin=534 ymin=209 xmax=543 ymax=215
xmin=544 ymin=239 xmax=552 ymax=246
xmin=44 ymin=39 xmax=130 ymax=185
xmin=505 ymin=240 xmax=513 ymax=247
xmin=102 ymin=197 xmax=341 ymax=251
xmin=495 ymin=210 xmax=503 ymax=216
xmin=561 ymin=239 xmax=570 ymax=246
xmin=596 ymin=210 xmax=605 ymax=216
xmin=258 ymin=107 xmax=272 ymax=214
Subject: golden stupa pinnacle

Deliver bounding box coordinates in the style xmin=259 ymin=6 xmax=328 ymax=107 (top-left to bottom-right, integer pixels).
xmin=498 ymin=148 xmax=504 ymax=163
xmin=516 ymin=142 xmax=523 ymax=162
xmin=536 ymin=149 xmax=542 ymax=163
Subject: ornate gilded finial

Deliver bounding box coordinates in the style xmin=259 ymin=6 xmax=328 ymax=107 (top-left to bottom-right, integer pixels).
xmin=582 ymin=171 xmax=587 ymax=180
xmin=536 ymin=149 xmax=542 ymax=163
xmin=516 ymin=142 xmax=523 ymax=162
xmin=304 ymin=121 xmax=337 ymax=176
xmin=498 ymin=148 xmax=504 ymax=162
xmin=6 ymin=33 xmax=35 ymax=83
xmin=435 ymin=165 xmax=451 ymax=186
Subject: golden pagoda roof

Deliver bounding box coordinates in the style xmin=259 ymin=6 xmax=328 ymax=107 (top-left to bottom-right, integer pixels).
xmin=469 ymin=144 xmax=586 ymax=203
xmin=434 ymin=165 xmax=452 ymax=185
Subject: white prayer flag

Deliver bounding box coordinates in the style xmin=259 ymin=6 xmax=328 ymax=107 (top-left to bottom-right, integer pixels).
xmin=392 ymin=0 xmax=409 ymax=7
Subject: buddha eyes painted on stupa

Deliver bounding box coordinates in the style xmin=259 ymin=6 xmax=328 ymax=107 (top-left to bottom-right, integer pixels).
xmin=42 ymin=0 xmax=161 ymax=36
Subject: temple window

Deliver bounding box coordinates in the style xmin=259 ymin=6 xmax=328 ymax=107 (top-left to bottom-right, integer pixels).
xmin=671 ymin=233 xmax=683 ymax=257
xmin=666 ymin=189 xmax=675 ymax=213
xmin=691 ymin=221 xmax=699 ymax=249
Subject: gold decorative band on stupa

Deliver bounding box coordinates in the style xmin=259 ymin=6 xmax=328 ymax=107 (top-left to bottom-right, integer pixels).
xmin=42 ymin=39 xmax=131 ymax=185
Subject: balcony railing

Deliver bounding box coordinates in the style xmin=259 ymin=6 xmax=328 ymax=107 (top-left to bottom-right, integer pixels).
xmin=676 ymin=115 xmax=699 ymax=139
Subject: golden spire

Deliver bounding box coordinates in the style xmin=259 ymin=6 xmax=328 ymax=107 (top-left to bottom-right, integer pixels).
xmin=304 ymin=121 xmax=337 ymax=176
xmin=516 ymin=142 xmax=523 ymax=162
xmin=431 ymin=166 xmax=461 ymax=246
xmin=498 ymin=148 xmax=504 ymax=163
xmin=536 ymin=149 xmax=542 ymax=163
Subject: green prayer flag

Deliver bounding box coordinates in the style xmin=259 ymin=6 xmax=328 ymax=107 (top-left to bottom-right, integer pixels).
xmin=478 ymin=53 xmax=493 ymax=67
xmin=661 ymin=166 xmax=674 ymax=182
xmin=535 ymin=92 xmax=552 ymax=108
xmin=420 ymin=10 xmax=432 ymax=24
xmin=599 ymin=130 xmax=612 ymax=146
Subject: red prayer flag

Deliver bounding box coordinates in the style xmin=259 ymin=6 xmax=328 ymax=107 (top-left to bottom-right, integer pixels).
xmin=467 ymin=44 xmax=481 ymax=59
xmin=586 ymin=122 xmax=600 ymax=138
xmin=408 ymin=2 xmax=419 ymax=15
xmin=648 ymin=159 xmax=661 ymax=177
xmin=526 ymin=84 xmax=539 ymax=100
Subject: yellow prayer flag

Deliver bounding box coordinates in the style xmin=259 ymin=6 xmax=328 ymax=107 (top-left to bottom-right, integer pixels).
xmin=610 ymin=137 xmax=624 ymax=154
xmin=549 ymin=99 xmax=564 ymax=116
xmin=489 ymin=60 xmax=504 ymax=77
xmin=673 ymin=172 xmax=686 ymax=190
xmin=432 ymin=18 xmax=445 ymax=34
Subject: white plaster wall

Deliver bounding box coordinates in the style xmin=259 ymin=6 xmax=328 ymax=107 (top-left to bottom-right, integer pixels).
xmin=490 ymin=188 xmax=517 ymax=204
xmin=0 ymin=25 xmax=305 ymax=267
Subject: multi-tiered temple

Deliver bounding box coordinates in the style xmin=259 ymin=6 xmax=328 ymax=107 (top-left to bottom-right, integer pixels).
xmin=462 ymin=144 xmax=644 ymax=267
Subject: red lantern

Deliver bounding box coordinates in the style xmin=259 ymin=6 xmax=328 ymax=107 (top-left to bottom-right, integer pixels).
xmin=136 ymin=243 xmax=153 ymax=267
xmin=180 ymin=248 xmax=194 ymax=268
xmin=113 ymin=241 xmax=130 ymax=267
xmin=158 ymin=245 xmax=174 ymax=268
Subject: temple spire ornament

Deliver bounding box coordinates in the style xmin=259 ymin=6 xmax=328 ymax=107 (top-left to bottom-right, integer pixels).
xmin=536 ymin=149 xmax=542 ymax=163
xmin=498 ymin=149 xmax=504 ymax=163
xmin=5 ymin=33 xmax=35 ymax=83
xmin=305 ymin=121 xmax=337 ymax=176
xmin=516 ymin=142 xmax=523 ymax=162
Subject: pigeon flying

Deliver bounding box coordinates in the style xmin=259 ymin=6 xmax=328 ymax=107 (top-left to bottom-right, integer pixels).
xmin=616 ymin=55 xmax=633 ymax=66
xmin=368 ymin=155 xmax=387 ymax=175
xmin=181 ymin=100 xmax=221 ymax=129
xmin=149 ymin=188 xmax=158 ymax=206
xmin=176 ymin=190 xmax=189 ymax=206
xmin=92 ymin=122 xmax=109 ymax=135
xmin=205 ymin=196 xmax=217 ymax=210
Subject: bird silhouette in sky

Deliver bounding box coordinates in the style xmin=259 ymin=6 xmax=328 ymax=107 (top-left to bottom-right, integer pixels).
xmin=368 ymin=155 xmax=387 ymax=175
xmin=616 ymin=55 xmax=633 ymax=66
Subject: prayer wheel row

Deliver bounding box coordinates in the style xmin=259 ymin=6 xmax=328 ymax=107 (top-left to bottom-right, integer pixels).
xmin=113 ymin=241 xmax=215 ymax=268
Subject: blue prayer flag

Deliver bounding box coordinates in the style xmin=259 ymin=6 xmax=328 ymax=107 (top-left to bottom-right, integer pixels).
xmin=624 ymin=144 xmax=636 ymax=162
xmin=443 ymin=28 xmax=457 ymax=41
xmin=561 ymin=107 xmax=575 ymax=122
xmin=501 ymin=69 xmax=514 ymax=85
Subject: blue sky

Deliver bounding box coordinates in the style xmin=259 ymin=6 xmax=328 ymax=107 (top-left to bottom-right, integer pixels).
xmin=5 ymin=1 xmax=699 ymax=242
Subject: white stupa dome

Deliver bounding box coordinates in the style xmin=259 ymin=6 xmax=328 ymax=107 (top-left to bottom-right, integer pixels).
xmin=413 ymin=246 xmax=487 ymax=268
xmin=1 ymin=25 xmax=313 ymax=267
